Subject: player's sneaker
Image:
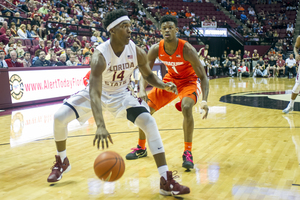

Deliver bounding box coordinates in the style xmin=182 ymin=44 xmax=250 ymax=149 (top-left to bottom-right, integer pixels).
xmin=175 ymin=101 xmax=182 ymax=112
xmin=160 ymin=171 xmax=190 ymax=196
xmin=47 ymin=155 xmax=71 ymax=182
xmin=182 ymin=150 xmax=194 ymax=170
xmin=283 ymin=106 xmax=293 ymax=114
xmin=125 ymin=145 xmax=147 ymax=160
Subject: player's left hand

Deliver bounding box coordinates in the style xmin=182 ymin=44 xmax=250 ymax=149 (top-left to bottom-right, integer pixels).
xmin=296 ymin=54 xmax=300 ymax=61
xmin=201 ymin=101 xmax=209 ymax=119
xmin=164 ymin=82 xmax=178 ymax=95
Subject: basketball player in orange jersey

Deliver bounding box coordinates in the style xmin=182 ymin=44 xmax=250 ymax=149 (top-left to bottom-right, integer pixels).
xmin=126 ymin=15 xmax=209 ymax=171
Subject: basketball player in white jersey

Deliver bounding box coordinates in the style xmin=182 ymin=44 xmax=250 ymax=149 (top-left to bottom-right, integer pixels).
xmin=283 ymin=35 xmax=300 ymax=114
xmin=48 ymin=9 xmax=190 ymax=196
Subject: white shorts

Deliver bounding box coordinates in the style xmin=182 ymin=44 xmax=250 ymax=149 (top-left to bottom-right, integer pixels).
xmin=64 ymin=86 xmax=92 ymax=125
xmin=292 ymin=63 xmax=300 ymax=93
xmin=64 ymin=86 xmax=149 ymax=124
xmin=133 ymin=68 xmax=140 ymax=80
xmin=101 ymin=89 xmax=149 ymax=118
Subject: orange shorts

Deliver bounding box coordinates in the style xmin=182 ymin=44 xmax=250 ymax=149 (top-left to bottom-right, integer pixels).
xmin=147 ymin=74 xmax=201 ymax=111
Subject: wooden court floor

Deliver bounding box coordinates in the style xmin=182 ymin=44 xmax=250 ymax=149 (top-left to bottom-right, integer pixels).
xmin=2 ymin=77 xmax=300 ymax=200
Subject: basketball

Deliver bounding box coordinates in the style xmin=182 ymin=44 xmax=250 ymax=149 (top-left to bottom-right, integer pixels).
xmin=94 ymin=151 xmax=125 ymax=182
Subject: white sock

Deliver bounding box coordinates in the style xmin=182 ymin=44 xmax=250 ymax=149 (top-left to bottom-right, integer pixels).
xmin=158 ymin=165 xmax=168 ymax=180
xmin=58 ymin=150 xmax=67 ymax=162
xmin=290 ymin=100 xmax=295 ymax=107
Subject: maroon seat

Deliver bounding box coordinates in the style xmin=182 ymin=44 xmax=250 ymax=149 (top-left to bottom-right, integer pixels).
xmin=15 ymin=38 xmax=25 ymax=46
xmin=32 ymin=40 xmax=39 ymax=46
xmin=29 ymin=47 xmax=35 ymax=56
xmin=279 ymin=33 xmax=286 ymax=38
xmin=24 ymin=39 xmax=32 ymax=46
xmin=280 ymin=29 xmax=286 ymax=33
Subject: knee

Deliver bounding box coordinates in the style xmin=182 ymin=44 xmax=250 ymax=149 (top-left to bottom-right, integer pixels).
xmin=182 ymin=104 xmax=193 ymax=116
xmin=54 ymin=110 xmax=68 ymax=126
xmin=147 ymin=115 xmax=156 ymax=125
xmin=54 ymin=112 xmax=63 ymax=126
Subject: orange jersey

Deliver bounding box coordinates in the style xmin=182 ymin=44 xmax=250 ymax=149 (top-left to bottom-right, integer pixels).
xmin=158 ymin=39 xmax=197 ymax=79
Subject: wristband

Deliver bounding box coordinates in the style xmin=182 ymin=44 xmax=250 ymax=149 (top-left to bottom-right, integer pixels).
xmin=200 ymin=100 xmax=207 ymax=107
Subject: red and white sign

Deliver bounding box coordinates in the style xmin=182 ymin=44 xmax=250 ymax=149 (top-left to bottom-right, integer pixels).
xmin=201 ymin=21 xmax=217 ymax=28
xmin=8 ymin=68 xmax=90 ymax=103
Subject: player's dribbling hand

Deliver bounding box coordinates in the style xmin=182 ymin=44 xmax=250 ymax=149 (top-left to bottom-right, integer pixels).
xmin=201 ymin=101 xmax=209 ymax=119
xmin=296 ymin=54 xmax=300 ymax=61
xmin=139 ymin=89 xmax=149 ymax=102
xmin=164 ymin=82 xmax=178 ymax=95
xmin=93 ymin=127 xmax=113 ymax=149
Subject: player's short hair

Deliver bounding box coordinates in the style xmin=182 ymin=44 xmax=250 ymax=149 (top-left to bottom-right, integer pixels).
xmin=103 ymin=9 xmax=128 ymax=30
xmin=160 ymin=15 xmax=178 ymax=27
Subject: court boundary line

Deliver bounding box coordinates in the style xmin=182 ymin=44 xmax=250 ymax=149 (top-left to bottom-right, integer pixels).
xmin=1 ymin=126 xmax=300 ymax=146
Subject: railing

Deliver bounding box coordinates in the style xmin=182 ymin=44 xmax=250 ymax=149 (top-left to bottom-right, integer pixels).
xmin=56 ymin=1 xmax=70 ymax=9
xmin=0 ymin=15 xmax=32 ymax=25
xmin=243 ymin=36 xmax=284 ymax=45
xmin=5 ymin=0 xmax=27 ymax=14
xmin=227 ymin=26 xmax=244 ymax=44
xmin=190 ymin=25 xmax=209 ymax=45
xmin=0 ymin=4 xmax=15 ymax=15
xmin=45 ymin=21 xmax=105 ymax=37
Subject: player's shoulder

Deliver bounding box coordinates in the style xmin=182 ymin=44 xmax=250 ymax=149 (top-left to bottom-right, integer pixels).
xmin=296 ymin=35 xmax=300 ymax=44
xmin=150 ymin=42 xmax=160 ymax=50
xmin=183 ymin=41 xmax=194 ymax=49
xmin=129 ymin=40 xmax=137 ymax=48
xmin=96 ymin=40 xmax=110 ymax=52
xmin=148 ymin=42 xmax=160 ymax=54
xmin=182 ymin=41 xmax=196 ymax=54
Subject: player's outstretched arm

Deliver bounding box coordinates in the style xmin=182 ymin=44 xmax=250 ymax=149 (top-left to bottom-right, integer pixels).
xmin=294 ymin=36 xmax=300 ymax=61
xmin=136 ymin=46 xmax=178 ymax=95
xmin=183 ymin=42 xmax=209 ymax=119
xmin=89 ymin=49 xmax=113 ymax=149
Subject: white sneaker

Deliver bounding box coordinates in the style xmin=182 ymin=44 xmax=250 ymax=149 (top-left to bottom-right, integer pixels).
xmin=283 ymin=106 xmax=294 ymax=114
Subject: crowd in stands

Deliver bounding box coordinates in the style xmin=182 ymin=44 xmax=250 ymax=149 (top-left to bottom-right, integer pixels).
xmin=220 ymin=0 xmax=298 ymax=45
xmin=0 ymin=0 xmax=152 ymax=67
xmin=0 ymin=0 xmax=298 ymax=71
xmin=204 ymin=41 xmax=298 ymax=78
xmin=145 ymin=0 xmax=225 ymax=38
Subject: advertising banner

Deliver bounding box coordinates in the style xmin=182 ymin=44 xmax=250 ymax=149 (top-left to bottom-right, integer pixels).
xmin=8 ymin=68 xmax=90 ymax=103
xmin=201 ymin=21 xmax=217 ymax=28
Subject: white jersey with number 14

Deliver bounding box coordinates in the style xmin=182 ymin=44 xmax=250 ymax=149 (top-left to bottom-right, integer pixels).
xmin=96 ymin=39 xmax=138 ymax=95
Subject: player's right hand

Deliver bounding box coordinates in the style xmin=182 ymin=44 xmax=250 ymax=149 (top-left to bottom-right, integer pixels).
xmin=93 ymin=126 xmax=113 ymax=149
xmin=139 ymin=89 xmax=149 ymax=102
xmin=296 ymin=54 xmax=300 ymax=61
xmin=201 ymin=101 xmax=209 ymax=119
xmin=164 ymin=82 xmax=178 ymax=95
